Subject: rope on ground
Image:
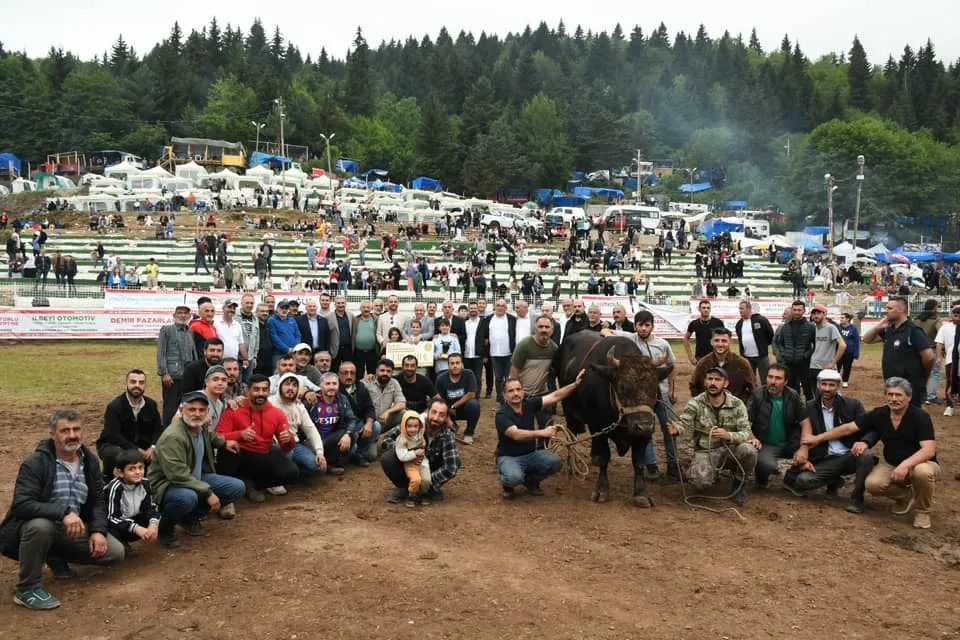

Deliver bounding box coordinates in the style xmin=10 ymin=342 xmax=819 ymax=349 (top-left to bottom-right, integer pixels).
xmin=546 ymin=420 xmax=593 ymax=481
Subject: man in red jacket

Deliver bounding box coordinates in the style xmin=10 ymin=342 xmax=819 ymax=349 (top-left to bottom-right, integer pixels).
xmin=216 ymin=374 xmax=299 ymax=502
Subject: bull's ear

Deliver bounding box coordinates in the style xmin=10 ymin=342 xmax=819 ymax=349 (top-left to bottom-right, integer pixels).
xmin=588 ymin=363 xmax=615 ymax=380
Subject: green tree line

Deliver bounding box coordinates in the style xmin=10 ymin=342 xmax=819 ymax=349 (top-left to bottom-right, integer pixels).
xmin=1 ymin=21 xmax=959 ymax=230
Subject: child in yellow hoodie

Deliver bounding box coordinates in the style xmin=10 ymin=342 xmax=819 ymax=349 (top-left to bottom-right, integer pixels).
xmin=395 ymin=410 xmax=431 ymax=507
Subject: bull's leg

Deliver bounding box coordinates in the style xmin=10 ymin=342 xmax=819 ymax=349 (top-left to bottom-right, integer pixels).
xmin=590 ymin=436 xmax=611 ymax=503
xmin=630 ymin=437 xmax=654 ymax=508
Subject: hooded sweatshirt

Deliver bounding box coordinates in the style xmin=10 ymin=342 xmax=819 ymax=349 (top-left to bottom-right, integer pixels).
xmin=395 ymin=410 xmax=426 ymax=463
xmin=269 ymin=373 xmax=324 ymax=455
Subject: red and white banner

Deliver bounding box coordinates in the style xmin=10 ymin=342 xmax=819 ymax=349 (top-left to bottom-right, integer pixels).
xmin=579 ymin=295 xmax=692 ymax=337
xmin=0 ymin=309 xmax=174 ymax=339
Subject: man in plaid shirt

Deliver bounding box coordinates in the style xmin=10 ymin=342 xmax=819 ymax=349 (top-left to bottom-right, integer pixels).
xmin=380 ymin=399 xmax=461 ymax=504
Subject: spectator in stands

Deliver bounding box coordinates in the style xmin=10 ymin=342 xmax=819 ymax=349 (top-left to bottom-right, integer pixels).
xmin=97 ymin=369 xmax=163 ymax=479
xmin=0 ymin=409 xmax=125 ymax=610
xmin=149 ymin=391 xmax=245 ymax=547
xmin=157 ymin=304 xmax=198 ymax=427
xmin=181 ymin=338 xmax=224 ymax=397
xmin=267 ymin=300 xmax=302 ymax=370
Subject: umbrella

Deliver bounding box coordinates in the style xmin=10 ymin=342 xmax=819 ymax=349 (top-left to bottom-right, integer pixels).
xmin=523 ymin=201 xmax=538 ymax=210
xmin=886 ymin=253 xmax=910 ymax=264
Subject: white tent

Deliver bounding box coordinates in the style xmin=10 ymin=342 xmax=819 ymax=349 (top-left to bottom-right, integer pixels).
xmin=246 ymin=164 xmax=274 ymax=178
xmin=868 ymin=242 xmax=891 ymax=255
xmin=175 ymin=160 xmax=208 ymax=183
xmin=143 ymin=165 xmax=173 ymax=178
xmin=209 ymin=169 xmax=239 ymax=189
xmin=104 ymin=161 xmax=142 ymax=180
xmin=307 ymin=174 xmax=337 ymax=189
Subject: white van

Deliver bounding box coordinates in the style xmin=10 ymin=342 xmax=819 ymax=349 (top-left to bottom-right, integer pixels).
xmin=604 ymin=204 xmax=662 ymax=232
xmin=548 ymin=206 xmax=586 ymax=224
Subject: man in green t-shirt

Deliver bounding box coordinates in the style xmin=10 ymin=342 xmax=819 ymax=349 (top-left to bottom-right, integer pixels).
xmin=510 ymin=316 xmax=559 ymax=427
xmin=747 ymin=363 xmax=806 ymax=488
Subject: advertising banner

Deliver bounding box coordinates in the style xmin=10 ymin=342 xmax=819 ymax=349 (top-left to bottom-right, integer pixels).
xmin=0 ymin=310 xmax=174 ymax=339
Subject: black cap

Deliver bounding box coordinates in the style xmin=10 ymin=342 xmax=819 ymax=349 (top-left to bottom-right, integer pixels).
xmin=277 ymin=299 xmax=290 ymax=309
xmin=706 ymin=366 xmax=729 ymax=379
xmin=181 ymin=390 xmax=210 ymax=405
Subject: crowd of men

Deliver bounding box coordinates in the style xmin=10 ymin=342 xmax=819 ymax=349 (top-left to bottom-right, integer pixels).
xmin=1 ymin=291 xmax=955 ymax=610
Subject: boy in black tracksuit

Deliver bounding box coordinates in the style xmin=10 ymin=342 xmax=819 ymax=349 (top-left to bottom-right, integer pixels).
xmin=105 ymin=451 xmax=159 ymax=554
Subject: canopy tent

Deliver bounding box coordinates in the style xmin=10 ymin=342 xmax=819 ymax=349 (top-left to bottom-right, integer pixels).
xmin=522 ymin=201 xmax=539 ymax=210
xmin=248 ymin=151 xmax=291 ymax=169
xmin=142 ymin=165 xmax=172 ymax=178
xmin=380 ymin=181 xmax=402 ymax=193
xmin=208 ymin=169 xmax=239 ymax=188
xmin=245 ymin=165 xmax=274 ymax=180
xmin=552 ymin=195 xmax=586 ymax=207
xmin=411 ymin=176 xmax=442 ymax=191
xmin=342 ymin=176 xmax=366 ymax=187
xmin=678 ymin=182 xmax=712 ymax=193
xmin=752 ymin=234 xmax=795 ymax=250
xmin=803 ymin=226 xmax=830 ymax=236
xmin=700 ymin=218 xmax=745 ymax=240
xmin=869 ymin=242 xmax=891 ymax=255
xmin=175 ymin=161 xmax=208 ymax=182
xmin=726 ymin=201 xmax=747 ymax=210
xmin=738 ymin=237 xmax=766 ymax=249
xmin=362 ymin=168 xmax=389 ymax=180
xmin=535 ymin=188 xmax=563 ymax=205
xmin=800 ymin=239 xmax=826 ymax=252
xmin=336 ymin=159 xmax=360 ymax=174
xmin=307 ymin=174 xmax=336 ymax=189
xmin=31 ymin=172 xmax=74 ymax=189
xmin=572 ymin=186 xmax=624 ymax=201
xmin=103 ymin=161 xmax=142 ymax=179
xmin=0 ymin=152 xmax=21 ymax=175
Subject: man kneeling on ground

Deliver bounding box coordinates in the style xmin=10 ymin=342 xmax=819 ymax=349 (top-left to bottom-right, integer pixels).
xmin=747 ymin=364 xmax=805 ymax=489
xmin=674 ymin=367 xmax=759 ymax=505
xmin=381 ymin=399 xmax=462 ymax=504
xmin=0 ymin=409 xmax=126 ymax=610
xmin=148 ymin=391 xmax=246 ymax=548
xmin=269 ymin=373 xmax=327 ymax=479
xmin=496 ymin=372 xmax=584 ymax=499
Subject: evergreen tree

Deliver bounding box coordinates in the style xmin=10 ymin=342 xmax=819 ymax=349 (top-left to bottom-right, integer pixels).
xmin=848 ymin=36 xmax=872 ymax=110
xmin=345 ymin=27 xmax=373 ymax=116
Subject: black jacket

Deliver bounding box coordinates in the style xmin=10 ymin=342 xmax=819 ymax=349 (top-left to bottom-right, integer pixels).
xmin=97 ymin=393 xmax=163 ymax=453
xmin=105 ymin=477 xmax=159 ymax=534
xmin=608 ymin=319 xmax=635 ymax=333
xmin=477 ymin=313 xmax=518 ymax=358
xmin=181 ymin=358 xmax=218 ymax=396
xmin=443 ymin=315 xmax=467 ymax=354
xmin=296 ymin=313 xmax=332 ymax=353
xmin=805 ymin=395 xmax=866 ymax=463
xmin=0 ymin=441 xmax=108 ymax=560
xmin=735 ymin=313 xmax=774 ymax=358
xmin=255 ymin=319 xmax=274 ymax=376
xmin=748 ymin=386 xmax=805 ymax=454
xmin=342 ymin=382 xmax=376 ymax=423
xmin=774 ymin=319 xmax=816 ymax=365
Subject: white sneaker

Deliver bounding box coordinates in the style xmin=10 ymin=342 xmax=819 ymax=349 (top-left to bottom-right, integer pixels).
xmin=945 ymin=406 xmax=954 ymax=417
xmin=266 ymin=486 xmax=287 ymax=496
xmin=463 ymin=435 xmax=474 ymax=445
xmin=841 ymin=382 xmax=849 ymax=388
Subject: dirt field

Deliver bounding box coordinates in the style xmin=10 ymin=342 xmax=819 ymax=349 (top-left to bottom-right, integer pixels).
xmin=1 ymin=342 xmax=959 ymax=639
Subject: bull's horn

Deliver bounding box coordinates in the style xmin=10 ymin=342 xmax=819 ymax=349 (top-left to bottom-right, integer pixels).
xmin=606 ymin=348 xmax=621 ymax=368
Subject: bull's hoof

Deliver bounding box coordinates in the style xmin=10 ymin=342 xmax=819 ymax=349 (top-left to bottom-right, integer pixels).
xmin=591 ymin=491 xmax=609 ymax=503
xmin=632 ymin=495 xmax=654 ymax=508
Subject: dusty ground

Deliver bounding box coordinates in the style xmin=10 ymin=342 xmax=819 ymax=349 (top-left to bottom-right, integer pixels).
xmin=0 ymin=342 xmax=959 ymax=639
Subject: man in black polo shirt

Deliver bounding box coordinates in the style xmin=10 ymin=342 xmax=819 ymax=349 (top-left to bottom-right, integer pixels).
xmin=806 ymin=376 xmax=939 ymax=529
xmin=683 ymin=299 xmax=724 ymax=365
xmin=396 ymin=355 xmax=440 ymax=413
xmin=495 ymin=371 xmax=584 ymax=499
xmin=862 ymin=296 xmax=935 ymax=408
xmin=435 ymin=353 xmax=481 ymax=444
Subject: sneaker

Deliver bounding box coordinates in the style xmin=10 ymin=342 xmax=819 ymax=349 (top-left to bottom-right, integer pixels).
xmin=266 ymin=486 xmax=287 ymax=496
xmin=841 ymin=382 xmax=849 ymax=388
xmin=782 ymin=477 xmax=807 ymax=498
xmin=845 ymin=497 xmax=865 ymax=514
xmin=462 ymin=435 xmax=474 ymax=445
xmin=892 ymin=495 xmax=915 ymax=515
xmin=352 ymin=457 xmax=370 ymax=467
xmin=158 ymin=529 xmax=180 ymax=548
xmin=525 ymin=483 xmax=544 ymax=497
xmin=502 ymin=485 xmax=516 ymax=500
xmin=181 ymin=520 xmax=207 ymax=537
xmin=419 ymin=494 xmax=431 ymax=506
xmin=387 ymin=488 xmax=408 ymax=504
xmin=327 ymin=467 xmax=346 ymax=476
xmin=47 ymin=560 xmax=76 ymax=580
xmin=14 ymin=586 xmax=61 ymax=610
xmin=731 ymin=480 xmax=748 ymax=505
xmin=425 ymin=487 xmax=446 ymax=502
xmin=404 ymin=497 xmax=417 ymax=508
xmin=219 ymin=503 xmax=236 ymax=520
xmin=913 ymin=512 xmax=932 ymax=529
xmin=246 ymin=488 xmax=266 ymax=503
xmin=944 ymin=406 xmax=954 ymax=417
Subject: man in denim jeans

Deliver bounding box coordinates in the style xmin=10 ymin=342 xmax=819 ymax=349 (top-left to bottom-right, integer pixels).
xmin=495 ymin=372 xmax=584 ymax=499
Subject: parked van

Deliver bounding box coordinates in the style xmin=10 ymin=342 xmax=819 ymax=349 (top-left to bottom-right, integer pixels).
xmin=604 ymin=205 xmax=662 ymax=232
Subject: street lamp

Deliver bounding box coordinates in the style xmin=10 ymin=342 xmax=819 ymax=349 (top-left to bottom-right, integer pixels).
xmin=825 ymin=173 xmax=837 ymax=284
xmin=319 ymin=132 xmax=336 ymax=179
xmin=688 ymin=167 xmax=698 ymax=204
xmin=853 ymin=155 xmax=866 ymax=249
xmin=251 ymin=121 xmax=266 ymax=161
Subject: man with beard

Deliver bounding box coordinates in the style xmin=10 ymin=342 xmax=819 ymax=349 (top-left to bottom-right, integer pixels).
xmin=683 ymin=299 xmax=725 ymax=365
xmin=747 ymin=364 xmax=806 ymax=489
xmin=608 ymin=304 xmax=635 ymax=333
xmin=269 ymin=354 xmax=320 ymax=399
xmin=313 ymin=350 xmax=333 ymax=375
xmin=200 ymin=365 xmax=231 ymax=431
xmin=435 ymin=353 xmax=481 ymax=444
xmin=735 ymin=300 xmax=774 ymax=384
xmin=337 ymin=361 xmax=378 ymax=466
xmin=689 ymin=328 xmax=756 ymax=403
xmin=157 ymin=304 xmax=198 ymax=427
xmin=237 ymin=294 xmax=260 ymax=384
xmin=773 ymin=300 xmax=817 ymax=400
xmin=397 ymin=355 xmax=440 ymax=413
xmin=783 ymin=369 xmax=867 ymax=497
xmin=221 ymin=358 xmax=245 ymax=403
xmin=439 ymin=300 xmax=467 ymax=352
xmin=310 ymin=373 xmax=362 ymax=474
xmin=216 ymin=375 xmax=300 ymax=502
xmin=674 ymin=368 xmax=759 ymax=505
xmin=292 ymin=343 xmax=323 ymax=386
xmin=808 ymin=305 xmax=846 ymax=386
xmin=189 ymin=299 xmax=218 ymax=354
xmin=562 ymin=300 xmax=588 ymax=342
xmin=97 ymin=370 xmax=163 ymax=478
xmin=365 ymin=359 xmax=407 ymax=431
xmin=330 ymin=296 xmax=353 ymax=373
xmin=585 ymin=304 xmax=605 ymax=332
xmin=149 ymin=392 xmax=245 ymax=545
xmin=380 ymin=399 xmax=462 ymax=504
xmin=462 ymin=301 xmax=484 ymax=390
xmin=214 ymin=300 xmax=247 ymax=365
xmin=269 ymin=373 xmax=327 ymax=478
xmin=862 ymin=296 xmax=935 ymax=409
xmin=376 ymin=294 xmax=408 ymax=344
xmin=510 ymin=316 xmax=559 ymax=429
xmin=351 ymin=300 xmax=381 ymax=377
xmin=0 ymin=409 xmax=125 ymax=610
xmin=254 ymin=302 xmax=274 ymax=376
xmin=181 ymin=338 xmax=225 ymax=397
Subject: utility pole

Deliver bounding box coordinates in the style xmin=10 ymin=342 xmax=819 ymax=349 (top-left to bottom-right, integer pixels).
xmin=852 ymin=155 xmax=865 ymax=249
xmin=784 ymin=138 xmax=791 ymax=157
xmin=275 ymin=97 xmax=287 ymax=205
xmin=688 ymin=167 xmax=697 ymax=205
xmin=251 ymin=121 xmax=266 ymax=161
xmin=319 ymin=132 xmax=336 ymax=180
xmin=825 ymin=173 xmax=837 ymax=285
xmin=635 ymin=148 xmax=642 ymax=205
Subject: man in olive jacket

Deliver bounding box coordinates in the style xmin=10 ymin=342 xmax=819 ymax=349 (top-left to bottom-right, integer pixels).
xmin=0 ymin=409 xmax=125 ymax=610
xmin=147 ymin=392 xmax=245 ymax=548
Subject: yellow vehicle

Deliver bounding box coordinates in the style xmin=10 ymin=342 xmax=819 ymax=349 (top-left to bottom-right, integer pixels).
xmin=163 ymin=137 xmax=246 ymax=170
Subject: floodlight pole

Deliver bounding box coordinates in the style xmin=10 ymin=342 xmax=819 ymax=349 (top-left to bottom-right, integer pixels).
xmin=826 ymin=173 xmax=836 ymax=285
xmin=853 ymin=155 xmax=865 ymax=249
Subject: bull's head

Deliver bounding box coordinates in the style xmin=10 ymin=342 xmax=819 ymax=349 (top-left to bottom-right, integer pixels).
xmin=590 ymin=349 xmax=659 ymax=437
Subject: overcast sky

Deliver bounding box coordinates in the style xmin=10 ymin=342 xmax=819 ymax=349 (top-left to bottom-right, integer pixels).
xmin=4 ymin=0 xmax=957 ymax=66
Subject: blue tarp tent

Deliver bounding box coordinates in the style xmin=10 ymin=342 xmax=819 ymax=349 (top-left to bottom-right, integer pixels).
xmin=535 ymin=188 xmax=562 ymax=205
xmin=369 ymin=179 xmax=385 ymax=189
xmin=362 ymin=169 xmax=389 ymax=180
xmin=342 ymin=176 xmax=365 ymax=187
xmin=0 ymin=152 xmax=21 ymax=175
xmin=700 ymin=219 xmax=745 ymax=240
xmin=411 ymin=176 xmax=441 ymax=191
xmin=678 ymin=182 xmax=713 ymax=193
xmin=552 ymin=196 xmax=587 ymax=207
xmin=573 ymin=186 xmax=624 ymax=201
xmin=726 ymin=201 xmax=747 ymax=210
xmin=803 ymin=226 xmax=830 ymax=236
xmin=248 ymin=151 xmax=291 ymax=168
xmin=800 ymin=239 xmax=826 ymax=252
xmin=336 ymin=159 xmax=360 ymax=174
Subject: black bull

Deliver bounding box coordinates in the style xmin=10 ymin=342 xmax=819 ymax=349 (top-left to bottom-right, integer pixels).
xmin=556 ymin=333 xmax=664 ymax=507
